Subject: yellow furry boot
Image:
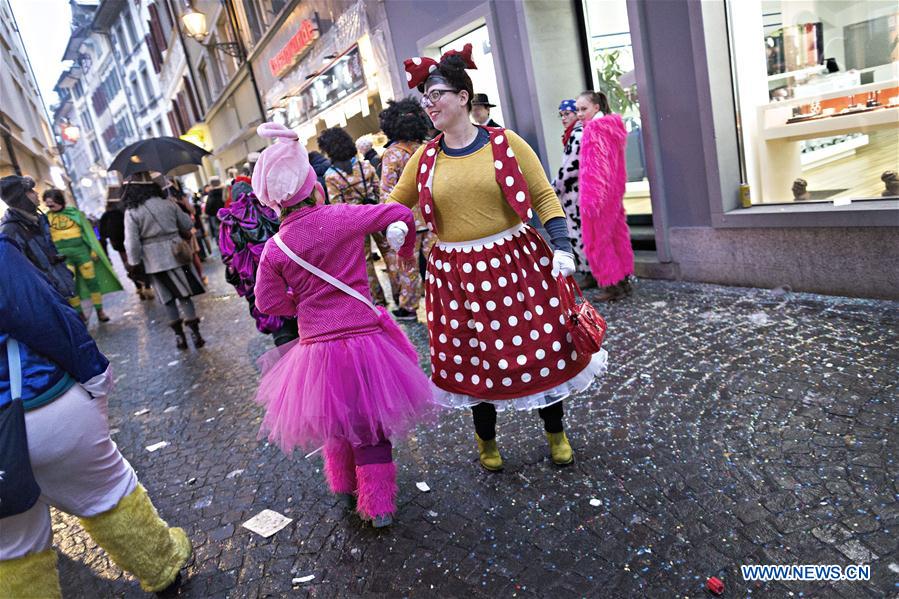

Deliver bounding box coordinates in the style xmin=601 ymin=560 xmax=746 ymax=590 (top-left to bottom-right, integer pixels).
xmin=476 ymin=434 xmax=503 ymax=471
xmin=79 ymin=484 xmax=191 ymax=592
xmin=546 ymin=431 xmax=574 ymax=465
xmin=0 ymin=548 xmax=62 ymax=599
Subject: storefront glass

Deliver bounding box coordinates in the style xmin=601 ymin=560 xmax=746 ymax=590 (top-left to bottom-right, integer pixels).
xmin=439 ymin=25 xmax=506 ymax=128
xmin=727 ymin=1 xmax=898 ymax=205
xmin=581 ymin=0 xmax=652 ymax=221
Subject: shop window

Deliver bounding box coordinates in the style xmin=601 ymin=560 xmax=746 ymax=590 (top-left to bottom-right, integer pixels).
xmin=581 ymin=0 xmax=652 ymax=219
xmin=439 ymin=25 xmax=506 ymax=129
xmin=727 ymin=1 xmax=898 ymax=205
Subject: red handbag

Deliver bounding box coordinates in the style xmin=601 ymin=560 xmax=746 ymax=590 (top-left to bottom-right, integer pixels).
xmin=558 ymin=275 xmax=607 ymax=355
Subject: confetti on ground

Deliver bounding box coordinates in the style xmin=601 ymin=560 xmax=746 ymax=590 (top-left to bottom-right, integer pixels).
xmin=292 ymin=575 xmax=315 ymax=584
xmin=589 ymin=498 xmax=602 ymax=507
xmin=416 ymin=481 xmax=431 ymax=492
xmin=167 ymin=361 xmax=179 ymax=366
xmin=226 ymin=469 xmax=244 ymax=479
xmin=163 ymin=389 xmax=175 ymax=396
xmin=205 ymin=417 xmax=215 ymax=423
xmin=163 ymin=406 xmax=178 ymax=413
xmin=242 ymin=510 xmax=293 ymax=538
xmin=146 ymin=441 xmax=169 ymax=452
xmin=134 ymin=408 xmax=150 ymax=416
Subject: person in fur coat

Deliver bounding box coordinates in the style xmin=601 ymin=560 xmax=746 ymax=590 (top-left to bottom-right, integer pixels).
xmin=576 ymin=91 xmax=634 ymax=301
xmin=551 ymin=99 xmax=595 ymax=289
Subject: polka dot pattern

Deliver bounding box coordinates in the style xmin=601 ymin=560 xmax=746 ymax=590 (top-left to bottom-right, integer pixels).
xmin=424 ymin=225 xmax=590 ymax=399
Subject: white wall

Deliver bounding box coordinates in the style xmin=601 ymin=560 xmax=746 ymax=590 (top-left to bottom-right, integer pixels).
xmin=520 ymin=0 xmax=587 ymax=178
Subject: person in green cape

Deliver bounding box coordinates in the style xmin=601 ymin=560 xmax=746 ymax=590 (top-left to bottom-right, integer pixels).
xmin=43 ymin=189 xmax=122 ymax=322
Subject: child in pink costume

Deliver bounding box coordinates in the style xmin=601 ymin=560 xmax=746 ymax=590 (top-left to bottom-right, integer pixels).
xmin=251 ymin=123 xmax=434 ymax=527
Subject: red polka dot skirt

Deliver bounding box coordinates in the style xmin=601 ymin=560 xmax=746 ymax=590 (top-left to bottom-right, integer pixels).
xmin=425 ymin=224 xmax=607 ymax=408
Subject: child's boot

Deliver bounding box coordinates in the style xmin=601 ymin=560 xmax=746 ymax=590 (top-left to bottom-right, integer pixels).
xmin=355 ymin=462 xmax=396 ymax=528
xmin=476 ymin=434 xmax=503 ymax=471
xmin=79 ymin=484 xmax=192 ymax=593
xmin=0 ymin=549 xmax=62 ymax=599
xmin=324 ymin=440 xmax=356 ymax=507
xmin=546 ymin=431 xmax=574 ymax=465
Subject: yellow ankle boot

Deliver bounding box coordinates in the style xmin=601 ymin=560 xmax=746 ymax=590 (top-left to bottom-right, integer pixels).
xmin=476 ymin=434 xmax=503 ymax=471
xmin=0 ymin=549 xmax=61 ymax=599
xmin=546 ymin=431 xmax=574 ymax=465
xmin=79 ymin=484 xmax=191 ymax=592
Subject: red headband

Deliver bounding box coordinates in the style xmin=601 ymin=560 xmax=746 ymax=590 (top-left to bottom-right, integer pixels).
xmin=403 ymin=43 xmax=477 ymax=89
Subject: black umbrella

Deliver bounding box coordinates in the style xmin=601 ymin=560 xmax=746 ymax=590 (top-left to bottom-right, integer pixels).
xmin=109 ymin=136 xmax=211 ymax=178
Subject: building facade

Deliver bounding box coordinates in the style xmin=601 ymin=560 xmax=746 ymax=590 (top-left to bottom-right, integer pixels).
xmin=380 ymin=0 xmax=899 ymax=299
xmin=52 ymin=0 xmax=174 ymax=215
xmin=0 ymin=0 xmax=65 ymax=198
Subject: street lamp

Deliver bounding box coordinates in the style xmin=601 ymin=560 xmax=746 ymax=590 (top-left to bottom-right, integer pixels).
xmin=181 ymin=3 xmax=242 ymax=58
xmin=61 ymin=123 xmax=81 ymax=143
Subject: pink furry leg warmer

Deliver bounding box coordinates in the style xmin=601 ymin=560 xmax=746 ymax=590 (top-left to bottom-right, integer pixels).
xmin=323 ymin=439 xmax=356 ymax=495
xmin=355 ymin=462 xmax=397 ymax=520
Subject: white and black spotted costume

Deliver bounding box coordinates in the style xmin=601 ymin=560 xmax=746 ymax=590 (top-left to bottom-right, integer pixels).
xmin=552 ymin=122 xmax=589 ymax=274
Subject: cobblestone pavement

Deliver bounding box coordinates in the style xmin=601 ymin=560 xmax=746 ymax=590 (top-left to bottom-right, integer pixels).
xmin=53 ymin=254 xmax=897 ymax=598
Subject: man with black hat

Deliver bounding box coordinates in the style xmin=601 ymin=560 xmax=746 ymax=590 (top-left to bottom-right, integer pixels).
xmin=0 ymin=175 xmax=75 ymax=300
xmin=471 ymin=93 xmax=501 ymax=128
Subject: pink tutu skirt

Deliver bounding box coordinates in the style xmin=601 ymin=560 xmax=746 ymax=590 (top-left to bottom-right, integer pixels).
xmin=254 ymin=311 xmax=436 ymax=453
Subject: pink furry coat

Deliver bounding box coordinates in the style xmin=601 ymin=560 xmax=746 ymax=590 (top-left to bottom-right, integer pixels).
xmin=579 ymin=114 xmax=634 ymax=286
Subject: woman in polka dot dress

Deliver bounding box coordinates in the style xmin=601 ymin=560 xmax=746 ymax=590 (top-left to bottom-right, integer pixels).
xmin=387 ymin=45 xmax=608 ymax=470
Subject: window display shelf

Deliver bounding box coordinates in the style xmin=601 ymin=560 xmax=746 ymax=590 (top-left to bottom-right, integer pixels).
xmin=756 ymin=78 xmax=899 ymax=203
xmin=766 ymin=64 xmax=826 ymax=83
xmin=763 ymin=105 xmax=899 ymax=141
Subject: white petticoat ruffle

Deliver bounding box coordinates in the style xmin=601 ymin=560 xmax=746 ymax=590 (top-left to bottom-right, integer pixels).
xmin=432 ymin=348 xmax=608 ymax=411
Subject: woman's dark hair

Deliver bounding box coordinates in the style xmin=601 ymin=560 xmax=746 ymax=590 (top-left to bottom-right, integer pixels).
xmin=579 ymin=90 xmax=612 ymax=115
xmin=121 ymin=182 xmax=165 ymax=209
xmin=42 ymin=188 xmax=66 ymax=205
xmin=420 ymin=53 xmax=474 ymax=111
xmin=317 ymin=127 xmax=357 ymax=162
xmin=379 ymin=97 xmax=430 ymax=143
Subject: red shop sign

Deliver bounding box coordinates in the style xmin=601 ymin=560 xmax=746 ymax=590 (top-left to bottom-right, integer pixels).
xmin=269 ymin=18 xmax=319 ymax=78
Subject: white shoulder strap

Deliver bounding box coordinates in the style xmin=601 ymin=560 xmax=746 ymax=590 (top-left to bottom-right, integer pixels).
xmin=7 ymin=338 xmax=22 ymax=400
xmin=272 ymin=234 xmax=380 ymax=316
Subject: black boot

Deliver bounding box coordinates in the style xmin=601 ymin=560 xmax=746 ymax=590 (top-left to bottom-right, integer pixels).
xmin=169 ymin=320 xmax=188 ymax=350
xmin=184 ymin=318 xmax=205 ymax=348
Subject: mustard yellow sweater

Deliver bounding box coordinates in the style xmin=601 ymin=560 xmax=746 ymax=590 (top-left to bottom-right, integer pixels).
xmin=386 ymin=130 xmax=564 ymax=242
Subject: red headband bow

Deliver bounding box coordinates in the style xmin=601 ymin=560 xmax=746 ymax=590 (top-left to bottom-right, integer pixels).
xmin=403 ymin=43 xmax=477 ymax=89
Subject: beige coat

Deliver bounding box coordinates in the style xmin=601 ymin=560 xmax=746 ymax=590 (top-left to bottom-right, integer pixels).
xmin=124 ymin=197 xmax=193 ymax=274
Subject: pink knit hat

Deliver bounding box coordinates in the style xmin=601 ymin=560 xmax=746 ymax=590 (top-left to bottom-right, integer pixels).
xmin=252 ymin=122 xmax=319 ymax=210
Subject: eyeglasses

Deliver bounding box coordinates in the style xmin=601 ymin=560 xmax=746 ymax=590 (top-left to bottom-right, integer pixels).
xmin=420 ymin=88 xmax=459 ymax=108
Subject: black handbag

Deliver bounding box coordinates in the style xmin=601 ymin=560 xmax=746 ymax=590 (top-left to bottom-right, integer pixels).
xmin=0 ymin=339 xmax=42 ymax=518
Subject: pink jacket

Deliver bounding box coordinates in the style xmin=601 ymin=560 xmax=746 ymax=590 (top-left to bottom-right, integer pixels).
xmin=579 ymin=113 xmax=634 ymax=286
xmin=254 ymin=203 xmax=415 ymax=342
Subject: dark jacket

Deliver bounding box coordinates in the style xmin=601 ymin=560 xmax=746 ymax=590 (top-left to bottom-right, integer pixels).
xmin=364 ymin=148 xmax=381 ymax=175
xmin=99 ymin=208 xmax=126 ymax=252
xmin=204 ymin=188 xmax=225 ymax=217
xmin=0 ymin=209 xmax=76 ymax=298
xmin=309 ymin=152 xmax=332 ymax=202
xmin=0 ymin=236 xmax=108 ymax=411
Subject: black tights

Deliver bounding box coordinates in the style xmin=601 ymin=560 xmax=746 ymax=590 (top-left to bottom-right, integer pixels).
xmin=471 ymin=401 xmax=564 ymax=440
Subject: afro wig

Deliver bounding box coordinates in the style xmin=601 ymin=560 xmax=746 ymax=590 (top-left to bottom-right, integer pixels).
xmin=379 ymin=97 xmax=431 ymax=143
xmin=317 ymin=127 xmax=358 ymax=162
